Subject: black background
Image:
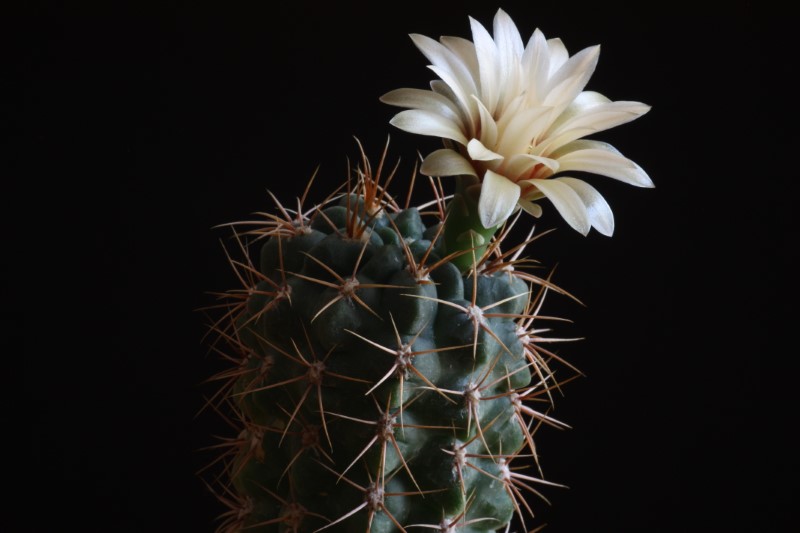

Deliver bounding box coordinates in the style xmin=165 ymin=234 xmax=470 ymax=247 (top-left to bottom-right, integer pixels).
xmin=14 ymin=1 xmax=796 ymax=531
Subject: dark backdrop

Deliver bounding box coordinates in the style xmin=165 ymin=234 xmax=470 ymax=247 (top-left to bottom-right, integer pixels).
xmin=15 ymin=1 xmax=795 ymax=531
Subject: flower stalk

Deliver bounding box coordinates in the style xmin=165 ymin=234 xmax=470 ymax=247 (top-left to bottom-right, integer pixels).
xmin=443 ymin=174 xmax=502 ymax=272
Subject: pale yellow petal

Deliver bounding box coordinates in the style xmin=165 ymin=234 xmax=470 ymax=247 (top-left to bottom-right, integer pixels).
xmin=522 ymin=178 xmax=590 ymax=235
xmin=380 ymin=88 xmax=463 ymax=124
xmin=479 ymin=170 xmax=521 ymax=228
xmin=469 ymin=15 xmax=500 ymax=111
xmin=492 ymin=8 xmax=524 ymax=110
xmin=430 ymin=80 xmax=473 ymax=133
xmin=518 ymin=198 xmax=543 ymax=218
xmin=551 ymin=140 xmax=654 ymax=187
xmin=521 ymin=28 xmax=550 ymax=105
xmin=390 ymin=109 xmax=468 ymax=145
xmin=420 ymin=149 xmax=478 ymax=177
xmin=428 ymin=64 xmax=479 ymax=129
xmin=440 ymin=36 xmax=479 ymax=83
xmin=540 ymin=99 xmax=651 ymax=153
xmin=505 ymin=154 xmax=540 ymax=181
xmin=542 ymin=45 xmax=600 ymax=114
xmin=411 ymin=32 xmax=480 ymax=122
xmin=546 ymin=37 xmax=569 ymax=73
xmin=467 ymin=138 xmax=504 ymax=161
xmin=557 ymin=177 xmax=614 ymax=236
xmin=472 ymin=95 xmax=499 ymax=147
xmin=495 ymin=105 xmax=553 ymax=156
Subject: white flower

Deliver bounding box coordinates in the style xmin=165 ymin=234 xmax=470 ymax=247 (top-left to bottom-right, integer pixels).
xmin=382 ymin=9 xmax=653 ymax=235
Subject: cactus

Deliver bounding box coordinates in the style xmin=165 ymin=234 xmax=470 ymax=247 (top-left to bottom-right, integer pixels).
xmin=203 ymin=9 xmax=651 ymax=533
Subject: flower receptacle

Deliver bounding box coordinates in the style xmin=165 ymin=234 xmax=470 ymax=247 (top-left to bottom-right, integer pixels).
xmin=444 ymin=175 xmax=502 ymax=272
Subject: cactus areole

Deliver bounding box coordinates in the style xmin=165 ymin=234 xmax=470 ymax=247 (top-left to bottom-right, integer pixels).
xmin=203 ymin=9 xmax=651 ymax=532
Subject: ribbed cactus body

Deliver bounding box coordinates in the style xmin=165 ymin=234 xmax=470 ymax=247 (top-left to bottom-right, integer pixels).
xmin=211 ymin=190 xmax=558 ymax=532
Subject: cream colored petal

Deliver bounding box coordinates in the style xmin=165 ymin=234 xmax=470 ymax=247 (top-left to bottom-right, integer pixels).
xmin=469 ymin=16 xmax=500 ymax=112
xmin=411 ymin=33 xmax=480 ymax=121
xmin=430 ymin=80 xmax=472 ymax=133
xmin=540 ymin=100 xmax=651 ymax=153
xmin=535 ymin=91 xmax=608 ymax=147
xmin=479 ymin=170 xmax=521 ymax=229
xmin=493 ymin=8 xmax=524 ymax=110
xmin=542 ymin=45 xmax=600 ymax=112
xmin=518 ymin=198 xmax=543 ymax=218
xmin=390 ymin=109 xmax=468 ymax=145
xmin=428 ymin=65 xmax=479 ymax=130
xmin=506 ymin=154 xmax=540 ymax=181
xmin=380 ymin=88 xmax=463 ymax=123
xmin=472 ymin=96 xmax=498 ymax=147
xmin=556 ymin=177 xmax=614 ymax=236
xmin=467 ymin=138 xmax=504 ymax=161
xmin=520 ymin=29 xmax=550 ymax=105
xmin=411 ymin=33 xmax=474 ymax=84
xmin=551 ymin=139 xmax=654 ymax=187
xmin=546 ymin=37 xmax=569 ymax=74
xmin=527 ymin=154 xmax=560 ymax=172
xmin=495 ymin=93 xmax=534 ymax=132
xmin=523 ymin=178 xmax=590 ymax=235
xmin=420 ymin=149 xmax=478 ymax=177
xmin=495 ymin=105 xmax=553 ymax=156
xmin=498 ymin=93 xmax=525 ymax=122
xmin=559 ymin=100 xmax=651 ymax=133
xmin=431 ymin=79 xmax=456 ymax=98
xmin=516 ymin=153 xmax=561 ymax=181
xmin=493 ymin=9 xmax=524 ymax=58
xmin=546 ymin=90 xmax=610 ymax=128
xmin=440 ymin=36 xmax=479 ymax=83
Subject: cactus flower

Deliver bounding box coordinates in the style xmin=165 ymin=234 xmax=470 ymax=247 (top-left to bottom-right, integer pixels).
xmin=383 ymin=8 xmax=653 ymax=234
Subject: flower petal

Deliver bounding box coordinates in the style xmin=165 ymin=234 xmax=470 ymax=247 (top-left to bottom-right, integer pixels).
xmin=546 ymin=37 xmax=569 ymax=74
xmin=518 ymin=198 xmax=543 ymax=217
xmin=469 ymin=15 xmax=500 ymax=112
xmin=542 ymin=45 xmax=600 ymax=113
xmin=472 ymin=95 xmax=499 ymax=147
xmin=467 ymin=138 xmax=504 ymax=162
xmin=557 ymin=177 xmax=614 ymax=236
xmin=543 ymin=90 xmax=609 ymax=129
xmin=506 ymin=154 xmax=540 ymax=180
xmin=380 ymin=88 xmax=463 ymax=123
xmin=430 ymin=80 xmax=472 ymax=130
xmin=492 ymin=8 xmax=524 ymax=110
xmin=479 ymin=170 xmax=521 ymax=228
xmin=522 ymin=178 xmax=590 ymax=235
xmin=521 ymin=28 xmax=550 ymax=104
xmin=524 ymin=154 xmax=562 ymax=181
xmin=420 ymin=149 xmax=478 ymax=177
xmin=495 ymin=105 xmax=553 ymax=156
xmin=551 ymin=139 xmax=654 ymax=187
xmin=428 ymin=65 xmax=479 ymax=130
xmin=440 ymin=36 xmax=479 ymax=83
xmin=540 ymin=99 xmax=651 ymax=153
xmin=390 ymin=109 xmax=468 ymax=145
xmin=493 ymin=9 xmax=524 ymax=59
xmin=411 ymin=33 xmax=479 ymax=96
xmin=410 ymin=33 xmax=480 ymax=124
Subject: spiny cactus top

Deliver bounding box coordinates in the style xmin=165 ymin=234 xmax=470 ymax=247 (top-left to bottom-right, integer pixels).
xmin=203 ymin=8 xmax=650 ymax=533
